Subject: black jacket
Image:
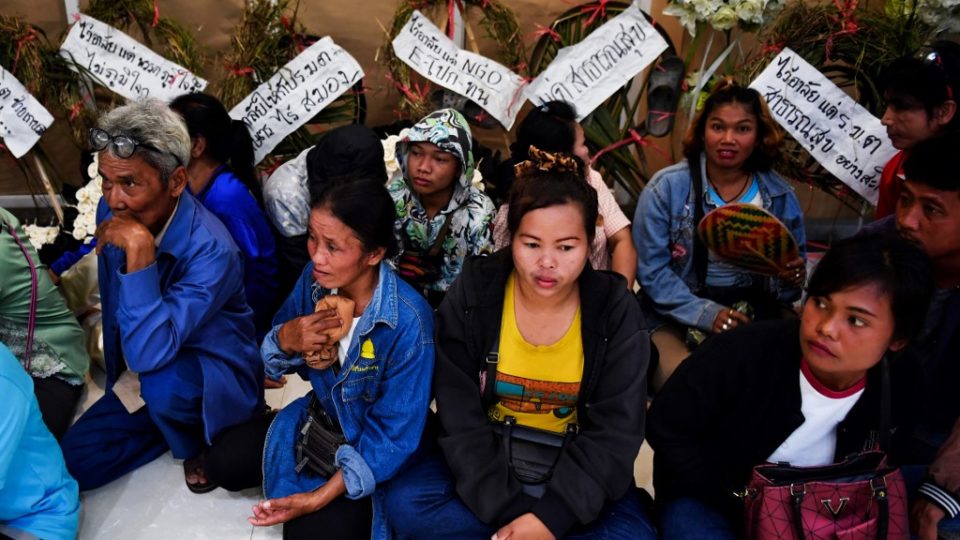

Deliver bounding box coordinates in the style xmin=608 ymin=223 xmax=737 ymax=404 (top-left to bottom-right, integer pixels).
xmin=434 ymin=250 xmax=650 ymax=537
xmin=648 ymin=320 xmax=892 ymax=520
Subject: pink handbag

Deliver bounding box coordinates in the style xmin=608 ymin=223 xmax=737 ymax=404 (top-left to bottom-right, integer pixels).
xmin=741 ymin=450 xmax=909 ymax=539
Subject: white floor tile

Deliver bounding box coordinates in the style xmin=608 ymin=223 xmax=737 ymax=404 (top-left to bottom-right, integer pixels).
xmin=77 ymin=452 xmax=281 ymax=539
xmin=74 ymin=368 xmax=288 ymax=539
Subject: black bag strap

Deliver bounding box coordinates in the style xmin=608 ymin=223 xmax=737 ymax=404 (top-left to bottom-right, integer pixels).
xmin=482 ymin=334 xmax=500 ymax=404
xmin=690 ymin=157 xmax=709 ymax=292
xmin=790 ymin=487 xmax=806 ymax=539
xmin=879 ymin=354 xmax=892 ymax=453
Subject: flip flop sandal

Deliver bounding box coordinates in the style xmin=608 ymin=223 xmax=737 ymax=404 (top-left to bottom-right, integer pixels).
xmin=429 ymin=88 xmax=499 ymax=129
xmin=645 ymin=55 xmax=686 ymax=138
xmin=183 ymin=452 xmax=218 ymax=494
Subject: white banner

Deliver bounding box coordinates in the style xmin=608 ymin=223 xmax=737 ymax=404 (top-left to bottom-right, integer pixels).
xmin=229 ymin=37 xmax=364 ymax=164
xmin=524 ymin=1 xmax=668 ymax=121
xmin=750 ymin=48 xmax=896 ymax=205
xmin=59 ymin=15 xmax=207 ymax=102
xmin=391 ymin=10 xmax=526 ymax=129
xmin=0 ymin=67 xmax=54 ymax=158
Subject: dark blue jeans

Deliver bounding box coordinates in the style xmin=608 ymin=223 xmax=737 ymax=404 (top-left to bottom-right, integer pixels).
xmin=658 ymin=498 xmax=736 ymax=540
xmin=384 ymin=450 xmax=657 ymax=539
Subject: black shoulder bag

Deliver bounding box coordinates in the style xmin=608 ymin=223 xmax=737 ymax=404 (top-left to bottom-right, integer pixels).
xmin=294 ymin=393 xmax=347 ymax=478
xmin=484 ymin=338 xmax=578 ymax=499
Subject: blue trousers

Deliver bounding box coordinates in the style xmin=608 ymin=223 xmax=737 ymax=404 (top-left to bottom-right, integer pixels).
xmin=60 ymin=360 xmax=205 ymax=491
xmin=383 ymin=450 xmax=657 ymax=539
xmin=658 ymin=498 xmax=737 ymax=540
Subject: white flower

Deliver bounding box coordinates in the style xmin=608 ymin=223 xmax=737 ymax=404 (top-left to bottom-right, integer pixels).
xmin=689 ymin=0 xmax=722 ymax=17
xmin=382 ymin=134 xmax=402 ymax=179
xmin=23 ymin=224 xmax=59 ymax=251
xmin=735 ymin=0 xmax=765 ymax=24
xmin=710 ymin=4 xmax=738 ymax=30
xmin=664 ymin=3 xmax=700 ymax=36
xmin=471 ymin=161 xmax=485 ymax=192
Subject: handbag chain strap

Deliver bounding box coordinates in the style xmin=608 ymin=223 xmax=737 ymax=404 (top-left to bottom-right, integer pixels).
xmin=4 ymin=220 xmax=39 ymax=371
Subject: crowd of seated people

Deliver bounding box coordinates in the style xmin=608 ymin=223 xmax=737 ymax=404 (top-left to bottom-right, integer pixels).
xmin=3 ymin=42 xmax=960 ymax=540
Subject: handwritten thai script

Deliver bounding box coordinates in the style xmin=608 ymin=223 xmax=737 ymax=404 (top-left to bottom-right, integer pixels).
xmin=59 ymin=15 xmax=207 ymax=102
xmin=750 ymin=49 xmax=896 ymax=205
xmin=0 ymin=66 xmax=54 ymax=158
xmin=392 ymin=10 xmax=527 ymax=129
xmin=524 ymin=1 xmax=668 ymax=121
xmin=228 ymin=37 xmax=364 ymax=164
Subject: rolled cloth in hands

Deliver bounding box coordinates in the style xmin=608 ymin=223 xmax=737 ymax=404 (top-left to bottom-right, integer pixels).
xmin=305 ymin=295 xmax=355 ymax=370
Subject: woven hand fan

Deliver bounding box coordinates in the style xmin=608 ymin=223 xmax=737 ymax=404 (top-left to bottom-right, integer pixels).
xmin=697 ymin=203 xmax=799 ymax=276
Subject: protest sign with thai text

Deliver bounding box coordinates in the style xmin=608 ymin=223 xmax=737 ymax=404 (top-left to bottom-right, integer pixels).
xmin=750 ymin=48 xmax=896 ymax=205
xmin=524 ymin=1 xmax=668 ymax=121
xmin=0 ymin=66 xmax=54 ymax=158
xmin=229 ymin=37 xmax=363 ymax=164
xmin=59 ymin=15 xmax=207 ymax=102
xmin=392 ymin=10 xmax=526 ymax=129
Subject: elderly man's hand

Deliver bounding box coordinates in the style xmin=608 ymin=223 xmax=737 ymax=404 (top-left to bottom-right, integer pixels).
xmin=96 ymin=214 xmax=156 ymax=273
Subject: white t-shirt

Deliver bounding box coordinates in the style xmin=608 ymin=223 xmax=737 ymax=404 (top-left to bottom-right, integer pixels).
xmin=766 ymin=361 xmax=866 ymax=467
xmin=338 ymin=316 xmax=361 ymax=366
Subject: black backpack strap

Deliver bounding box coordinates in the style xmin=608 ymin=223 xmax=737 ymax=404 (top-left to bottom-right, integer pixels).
xmin=880 ymin=354 xmax=892 ymax=452
xmin=482 ymin=334 xmax=501 ymax=404
xmin=690 ymin=157 xmax=709 ymax=292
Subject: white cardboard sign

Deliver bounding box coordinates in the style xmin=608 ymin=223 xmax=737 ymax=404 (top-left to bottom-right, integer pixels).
xmin=524 ymin=1 xmax=668 ymax=121
xmin=59 ymin=15 xmax=207 ymax=102
xmin=0 ymin=67 xmax=54 ymax=158
xmin=391 ymin=10 xmax=527 ymax=129
xmin=750 ymin=48 xmax=896 ymax=205
xmin=228 ymin=37 xmax=364 ymax=164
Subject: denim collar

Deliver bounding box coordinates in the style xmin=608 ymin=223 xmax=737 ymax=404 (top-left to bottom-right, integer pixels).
xmin=696 ymin=153 xmax=794 ymax=200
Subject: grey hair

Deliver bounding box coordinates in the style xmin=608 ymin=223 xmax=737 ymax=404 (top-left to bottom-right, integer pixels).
xmin=97 ymin=99 xmax=191 ymax=182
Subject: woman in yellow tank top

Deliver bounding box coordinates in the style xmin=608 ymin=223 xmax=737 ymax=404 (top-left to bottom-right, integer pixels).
xmin=385 ymin=148 xmax=654 ymax=540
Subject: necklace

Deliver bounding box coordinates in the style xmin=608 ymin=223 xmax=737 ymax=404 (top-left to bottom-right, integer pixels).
xmin=711 ymin=173 xmax=751 ymax=203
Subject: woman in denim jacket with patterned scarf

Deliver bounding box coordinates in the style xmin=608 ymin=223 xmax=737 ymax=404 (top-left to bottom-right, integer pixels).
xmin=632 ymin=80 xmax=807 ymax=391
xmin=206 ymin=179 xmax=435 ymax=540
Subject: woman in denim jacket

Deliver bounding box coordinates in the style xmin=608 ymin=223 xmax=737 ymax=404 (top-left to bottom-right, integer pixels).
xmin=632 ymin=80 xmax=807 ymax=390
xmin=206 ymin=179 xmax=435 ymax=540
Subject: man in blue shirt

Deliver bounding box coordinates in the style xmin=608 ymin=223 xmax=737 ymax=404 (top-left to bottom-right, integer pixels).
xmin=0 ymin=343 xmax=79 ymax=540
xmin=60 ymin=100 xmax=264 ymax=493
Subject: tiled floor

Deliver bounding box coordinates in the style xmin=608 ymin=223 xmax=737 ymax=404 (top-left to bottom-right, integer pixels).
xmin=74 ymin=370 xmax=313 ymax=539
xmin=74 ymin=369 xmax=654 ymax=539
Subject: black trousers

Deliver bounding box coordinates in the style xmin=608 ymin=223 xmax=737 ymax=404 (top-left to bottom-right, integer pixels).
xmin=33 ymin=376 xmax=82 ymax=440
xmin=206 ymin=411 xmax=372 ymax=540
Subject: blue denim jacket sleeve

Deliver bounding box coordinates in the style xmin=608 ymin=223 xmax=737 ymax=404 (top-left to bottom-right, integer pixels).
xmin=262 ymin=262 xmax=315 ymax=381
xmin=336 ymin=298 xmax=435 ymax=499
xmin=633 ymin=167 xmax=726 ymax=331
xmin=261 ymin=326 xmax=303 ymax=381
